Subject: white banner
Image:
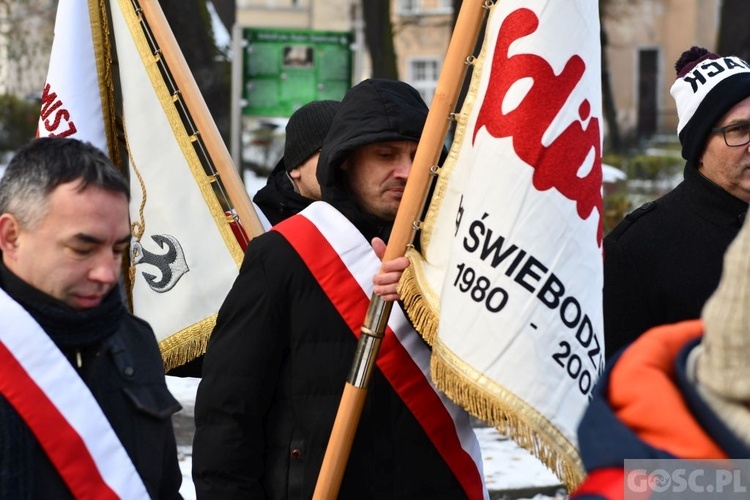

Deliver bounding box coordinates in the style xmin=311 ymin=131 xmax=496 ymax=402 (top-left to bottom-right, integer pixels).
xmin=37 ymin=0 xmax=108 ymax=147
xmin=401 ymin=0 xmax=604 ymax=489
xmin=38 ymin=0 xmax=245 ymax=369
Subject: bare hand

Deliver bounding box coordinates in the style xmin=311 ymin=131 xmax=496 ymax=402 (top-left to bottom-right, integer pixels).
xmin=371 ymin=237 xmax=410 ymax=301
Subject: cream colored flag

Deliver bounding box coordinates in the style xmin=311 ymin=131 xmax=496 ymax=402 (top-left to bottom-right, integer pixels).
xmin=38 ymin=0 xmax=250 ymax=370
xmin=400 ymin=0 xmax=604 ymax=490
xmin=37 ymin=0 xmax=112 ymax=151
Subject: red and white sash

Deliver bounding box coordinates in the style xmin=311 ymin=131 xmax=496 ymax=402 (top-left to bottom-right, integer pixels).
xmin=0 ymin=287 xmax=149 ymax=499
xmin=274 ymin=201 xmax=488 ymax=499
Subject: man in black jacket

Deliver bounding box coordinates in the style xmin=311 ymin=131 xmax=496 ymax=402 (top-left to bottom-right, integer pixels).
xmin=167 ymin=100 xmax=342 ymax=378
xmin=193 ymin=79 xmax=487 ymax=499
xmin=254 ymin=100 xmax=341 ymax=226
xmin=604 ymin=46 xmax=750 ymax=359
xmin=0 ymin=138 xmax=183 ymax=499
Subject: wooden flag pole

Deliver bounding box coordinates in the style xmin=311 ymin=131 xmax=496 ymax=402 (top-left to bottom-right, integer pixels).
xmin=312 ymin=2 xmax=489 ymax=498
xmin=136 ymin=0 xmax=265 ymax=239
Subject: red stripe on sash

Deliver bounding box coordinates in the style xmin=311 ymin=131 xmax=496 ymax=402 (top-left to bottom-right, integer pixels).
xmin=0 ymin=342 xmax=118 ymax=499
xmin=275 ymin=214 xmax=485 ymax=499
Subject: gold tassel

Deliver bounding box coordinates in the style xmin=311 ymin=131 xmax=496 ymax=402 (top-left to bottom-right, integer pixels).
xmin=431 ymin=339 xmax=585 ymax=493
xmin=160 ymin=334 xmax=209 ymax=372
xmin=398 ymin=262 xmax=440 ymax=345
xmin=158 ymin=314 xmax=217 ymax=372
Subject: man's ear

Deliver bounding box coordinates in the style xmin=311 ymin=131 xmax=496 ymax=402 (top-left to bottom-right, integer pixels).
xmin=288 ymin=167 xmax=302 ymax=180
xmin=0 ymin=214 xmax=21 ymax=255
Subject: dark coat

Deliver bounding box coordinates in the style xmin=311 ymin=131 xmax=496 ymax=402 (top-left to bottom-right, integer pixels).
xmin=254 ymin=158 xmax=314 ymax=226
xmin=603 ymin=165 xmax=747 ymax=358
xmin=0 ymin=270 xmax=183 ymax=499
xmin=36 ymin=317 xmax=183 ymax=499
xmin=193 ymin=79 xmax=468 ymax=499
xmin=192 ymin=232 xmax=465 ymax=499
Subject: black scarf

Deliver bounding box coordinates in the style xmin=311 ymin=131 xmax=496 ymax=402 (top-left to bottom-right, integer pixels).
xmin=0 ymin=261 xmax=125 ymax=499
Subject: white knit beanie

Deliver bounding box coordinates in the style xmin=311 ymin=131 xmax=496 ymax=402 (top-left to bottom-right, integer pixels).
xmin=670 ymin=46 xmax=750 ymax=166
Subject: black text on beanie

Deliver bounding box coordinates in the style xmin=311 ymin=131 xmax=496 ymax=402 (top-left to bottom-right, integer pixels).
xmin=670 ymin=46 xmax=750 ymax=166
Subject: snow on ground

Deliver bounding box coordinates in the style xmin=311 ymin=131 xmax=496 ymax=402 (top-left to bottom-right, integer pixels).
xmin=475 ymin=426 xmax=562 ymax=493
xmin=167 ymin=376 xmax=563 ymax=500
xmin=244 ymin=169 xmax=267 ymax=198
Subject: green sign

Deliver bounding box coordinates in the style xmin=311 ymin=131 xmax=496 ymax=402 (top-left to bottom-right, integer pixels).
xmin=241 ymin=28 xmax=353 ymax=117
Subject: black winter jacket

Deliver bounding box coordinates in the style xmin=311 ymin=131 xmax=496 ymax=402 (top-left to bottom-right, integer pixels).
xmin=193 ymin=231 xmax=466 ymax=499
xmin=0 ymin=265 xmax=183 ymax=499
xmin=603 ymin=165 xmax=747 ymax=358
xmin=254 ymin=159 xmax=314 ymax=226
xmin=193 ymin=79 xmax=469 ymax=499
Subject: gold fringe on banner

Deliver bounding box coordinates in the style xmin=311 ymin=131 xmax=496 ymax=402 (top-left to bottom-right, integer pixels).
xmin=399 ymin=242 xmax=587 ymax=490
xmin=432 ymin=339 xmax=585 ymax=492
xmin=159 ymin=315 xmax=216 ymax=372
xmin=397 ymin=255 xmax=439 ymax=346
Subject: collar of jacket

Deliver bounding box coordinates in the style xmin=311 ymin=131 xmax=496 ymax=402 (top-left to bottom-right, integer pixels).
xmin=0 ymin=259 xmax=124 ymax=349
xmin=682 ymin=163 xmax=748 ymax=229
xmin=254 ymin=161 xmax=314 ymax=225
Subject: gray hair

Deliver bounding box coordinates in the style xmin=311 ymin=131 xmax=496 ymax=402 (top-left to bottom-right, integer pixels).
xmin=0 ymin=138 xmax=129 ymax=229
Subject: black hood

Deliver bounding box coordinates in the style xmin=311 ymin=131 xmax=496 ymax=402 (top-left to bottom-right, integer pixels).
xmin=317 ymin=79 xmax=429 ymax=242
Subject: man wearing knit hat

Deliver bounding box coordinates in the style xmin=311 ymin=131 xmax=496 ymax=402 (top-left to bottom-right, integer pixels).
xmin=603 ymin=46 xmax=750 ymax=359
xmin=254 ymin=99 xmax=340 ymax=226
xmin=193 ymin=79 xmax=486 ymax=499
xmin=571 ymin=167 xmax=750 ymax=499
xmin=166 ymin=102 xmax=342 ymax=379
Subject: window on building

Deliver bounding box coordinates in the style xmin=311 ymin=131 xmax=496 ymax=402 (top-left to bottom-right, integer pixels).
xmin=397 ymin=0 xmax=453 ymax=16
xmin=409 ymin=58 xmax=440 ymax=105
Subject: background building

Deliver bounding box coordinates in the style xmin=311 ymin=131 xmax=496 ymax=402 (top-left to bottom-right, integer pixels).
xmin=234 ymin=0 xmax=723 ymax=152
xmin=0 ymin=0 xmax=726 ymax=161
xmin=234 ymin=0 xmax=454 ymax=106
xmin=602 ymin=0 xmax=721 ymax=142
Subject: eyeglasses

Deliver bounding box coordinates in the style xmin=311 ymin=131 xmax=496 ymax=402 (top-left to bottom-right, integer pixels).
xmin=712 ymin=121 xmax=750 ymax=147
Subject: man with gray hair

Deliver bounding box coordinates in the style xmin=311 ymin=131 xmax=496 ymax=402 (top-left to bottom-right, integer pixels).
xmin=0 ymin=137 xmax=182 ymax=498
